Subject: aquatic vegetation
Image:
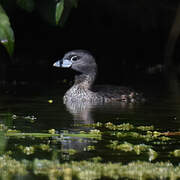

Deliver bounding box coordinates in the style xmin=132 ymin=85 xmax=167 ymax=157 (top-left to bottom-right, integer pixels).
xmin=39 ymin=144 xmax=51 ymax=152
xmin=0 ymin=124 xmax=7 ymax=131
xmin=74 ymin=122 xmax=103 ymax=128
xmin=77 ymin=122 xmax=171 ymax=143
xmin=113 ymin=130 xmax=171 ymax=142
xmin=48 ymin=129 xmax=56 ymax=134
xmin=18 ymin=143 xmax=52 ymax=155
xmin=84 ymin=145 xmax=96 ymax=151
xmin=6 ymin=132 xmax=60 ymax=138
xmin=170 ymin=149 xmax=180 ymax=157
xmin=105 ymin=122 xmax=134 ymax=131
xmin=19 ymin=145 xmax=35 ymax=155
xmin=0 ymin=155 xmax=180 ymax=180
xmin=89 ymin=129 xmax=102 ymax=136
xmin=89 ymin=156 xmax=102 ymax=162
xmin=137 ymin=125 xmax=154 ymax=131
xmin=26 ymin=159 xmax=180 ymax=180
xmin=107 ymin=141 xmax=158 ymax=160
xmin=0 ymin=155 xmax=27 ymax=179
xmin=65 ymin=149 xmax=77 ymax=155
xmin=62 ymin=131 xmax=102 ymax=140
xmin=0 ymin=112 xmax=180 ymax=179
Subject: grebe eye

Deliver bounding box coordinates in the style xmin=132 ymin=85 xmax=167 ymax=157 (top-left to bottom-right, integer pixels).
xmin=70 ymin=55 xmax=79 ymax=61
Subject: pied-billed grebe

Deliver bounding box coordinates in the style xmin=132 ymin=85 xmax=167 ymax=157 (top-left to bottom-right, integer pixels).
xmin=53 ymin=50 xmax=144 ymax=103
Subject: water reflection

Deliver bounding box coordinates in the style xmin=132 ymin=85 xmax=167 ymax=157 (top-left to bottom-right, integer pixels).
xmin=64 ymin=99 xmax=135 ymax=124
xmin=64 ymin=100 xmax=94 ymax=124
xmin=61 ymin=99 xmax=138 ymax=159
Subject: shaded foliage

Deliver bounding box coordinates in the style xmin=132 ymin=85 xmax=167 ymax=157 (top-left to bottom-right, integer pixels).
xmin=0 ymin=4 xmax=14 ymax=56
xmin=0 ymin=0 xmax=78 ymax=56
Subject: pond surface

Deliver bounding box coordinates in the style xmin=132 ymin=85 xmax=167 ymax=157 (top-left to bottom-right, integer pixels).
xmin=0 ymin=80 xmax=180 ymax=179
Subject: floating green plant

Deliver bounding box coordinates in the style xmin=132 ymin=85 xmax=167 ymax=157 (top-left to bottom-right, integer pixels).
xmin=48 ymin=129 xmax=56 ymax=134
xmin=0 ymin=155 xmax=180 ymax=180
xmin=105 ymin=122 xmax=134 ymax=131
xmin=39 ymin=144 xmax=51 ymax=151
xmin=18 ymin=144 xmax=52 ymax=155
xmin=0 ymin=114 xmax=179 ymax=180
xmin=74 ymin=122 xmax=103 ymax=128
xmin=0 ymin=155 xmax=27 ymax=179
xmin=5 ymin=130 xmax=101 ymax=140
xmin=84 ymin=145 xmax=96 ymax=151
xmin=32 ymin=159 xmax=180 ymax=180
xmin=6 ymin=132 xmax=60 ymax=138
xmin=61 ymin=148 xmax=77 ymax=155
xmin=137 ymin=125 xmax=154 ymax=131
xmin=62 ymin=131 xmax=102 ymax=140
xmin=170 ymin=149 xmax=180 ymax=157
xmin=107 ymin=140 xmax=158 ymax=160
xmin=112 ymin=130 xmax=171 ymax=142
xmin=19 ymin=145 xmax=35 ymax=155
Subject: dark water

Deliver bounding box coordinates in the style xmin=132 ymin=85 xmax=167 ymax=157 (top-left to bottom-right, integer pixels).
xmin=0 ymin=80 xmax=180 ymax=164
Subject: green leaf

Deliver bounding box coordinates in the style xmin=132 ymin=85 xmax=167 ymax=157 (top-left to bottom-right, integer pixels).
xmin=56 ymin=0 xmax=64 ymax=25
xmin=16 ymin=0 xmax=35 ymax=12
xmin=58 ymin=0 xmax=78 ymax=27
xmin=36 ymin=0 xmax=78 ymax=26
xmin=0 ymin=4 xmax=14 ymax=56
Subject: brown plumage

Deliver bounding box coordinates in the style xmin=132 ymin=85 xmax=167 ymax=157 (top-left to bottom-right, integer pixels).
xmin=53 ymin=50 xmax=144 ymax=103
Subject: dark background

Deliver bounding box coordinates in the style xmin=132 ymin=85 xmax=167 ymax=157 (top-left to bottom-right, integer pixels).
xmin=0 ymin=0 xmax=179 ymax=91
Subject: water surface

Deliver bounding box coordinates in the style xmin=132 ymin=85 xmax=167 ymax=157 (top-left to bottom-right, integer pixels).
xmin=0 ymin=81 xmax=180 ymax=164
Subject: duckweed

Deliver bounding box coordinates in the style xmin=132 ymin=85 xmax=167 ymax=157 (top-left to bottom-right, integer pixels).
xmin=48 ymin=129 xmax=56 ymax=134
xmin=39 ymin=144 xmax=51 ymax=151
xmin=75 ymin=122 xmax=103 ymax=128
xmin=22 ymin=146 xmax=35 ymax=155
xmin=105 ymin=122 xmax=134 ymax=131
xmin=18 ymin=144 xmax=52 ymax=155
xmin=63 ymin=131 xmax=102 ymax=139
xmin=1 ymin=156 xmax=180 ymax=180
xmin=84 ymin=145 xmax=96 ymax=151
xmin=32 ymin=159 xmax=180 ymax=180
xmin=107 ymin=141 xmax=157 ymax=159
xmin=66 ymin=149 xmax=77 ymax=155
xmin=0 ymin=155 xmax=27 ymax=179
xmin=108 ymin=141 xmax=134 ymax=152
xmin=137 ymin=125 xmax=154 ymax=131
xmin=0 ymin=114 xmax=179 ymax=180
xmin=170 ymin=149 xmax=180 ymax=157
xmin=89 ymin=156 xmax=102 ymax=162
